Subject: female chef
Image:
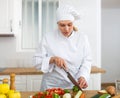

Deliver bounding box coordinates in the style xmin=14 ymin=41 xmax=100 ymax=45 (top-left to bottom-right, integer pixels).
xmin=33 ymin=4 xmax=92 ymax=91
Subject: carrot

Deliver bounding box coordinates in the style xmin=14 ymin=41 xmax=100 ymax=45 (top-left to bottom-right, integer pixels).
xmin=80 ymin=93 xmax=85 ymax=98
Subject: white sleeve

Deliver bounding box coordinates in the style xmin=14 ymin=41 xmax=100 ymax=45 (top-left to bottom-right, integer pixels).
xmin=76 ymin=35 xmax=92 ymax=83
xmin=32 ymin=36 xmax=54 ymax=73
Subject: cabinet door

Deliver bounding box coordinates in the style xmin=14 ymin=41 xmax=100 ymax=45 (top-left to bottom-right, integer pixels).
xmin=26 ymin=75 xmax=42 ymax=91
xmin=0 ymin=0 xmax=13 ymax=34
xmin=87 ymin=74 xmax=101 ymax=90
xmin=15 ymin=75 xmax=27 ymax=91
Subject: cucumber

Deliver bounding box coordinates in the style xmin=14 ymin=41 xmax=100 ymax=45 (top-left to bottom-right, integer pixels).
xmin=74 ymin=90 xmax=82 ymax=98
xmin=99 ymin=94 xmax=111 ymax=98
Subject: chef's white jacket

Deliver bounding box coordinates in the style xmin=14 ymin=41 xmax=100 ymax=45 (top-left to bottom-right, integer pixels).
xmin=33 ymin=29 xmax=92 ymax=91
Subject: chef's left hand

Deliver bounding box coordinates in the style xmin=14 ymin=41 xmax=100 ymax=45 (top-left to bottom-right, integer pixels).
xmin=78 ymin=76 xmax=88 ymax=89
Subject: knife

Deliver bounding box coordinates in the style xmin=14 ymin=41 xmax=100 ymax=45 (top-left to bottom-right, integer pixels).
xmin=62 ymin=67 xmax=83 ymax=91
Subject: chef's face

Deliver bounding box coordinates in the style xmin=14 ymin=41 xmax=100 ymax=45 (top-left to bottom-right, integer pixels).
xmin=58 ymin=20 xmax=74 ymax=37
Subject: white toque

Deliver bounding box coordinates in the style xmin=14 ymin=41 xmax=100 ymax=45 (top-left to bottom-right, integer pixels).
xmin=56 ymin=4 xmax=80 ymax=22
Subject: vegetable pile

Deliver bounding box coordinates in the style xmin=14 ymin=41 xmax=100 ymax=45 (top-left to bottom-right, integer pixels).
xmin=32 ymin=86 xmax=85 ymax=98
xmin=92 ymin=86 xmax=116 ymax=98
xmin=32 ymin=88 xmax=65 ymax=98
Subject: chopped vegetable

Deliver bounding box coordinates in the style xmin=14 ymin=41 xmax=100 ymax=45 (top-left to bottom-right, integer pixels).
xmin=98 ymin=90 xmax=107 ymax=94
xmin=72 ymin=86 xmax=79 ymax=92
xmin=99 ymin=93 xmax=111 ymax=98
xmin=74 ymin=90 xmax=82 ymax=98
xmin=80 ymin=93 xmax=85 ymax=98
xmin=63 ymin=93 xmax=71 ymax=98
xmin=53 ymin=93 xmax=59 ymax=98
xmin=91 ymin=94 xmax=101 ymax=98
xmin=64 ymin=89 xmax=70 ymax=93
xmin=32 ymin=88 xmax=65 ymax=98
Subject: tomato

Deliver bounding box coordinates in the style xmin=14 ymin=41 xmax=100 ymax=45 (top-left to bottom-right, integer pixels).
xmin=33 ymin=88 xmax=65 ymax=98
xmin=54 ymin=88 xmax=64 ymax=95
xmin=46 ymin=88 xmax=65 ymax=95
xmin=45 ymin=95 xmax=52 ymax=98
xmin=33 ymin=92 xmax=44 ymax=98
xmin=54 ymin=90 xmax=61 ymax=95
xmin=38 ymin=92 xmax=44 ymax=96
xmin=61 ymin=90 xmax=65 ymax=95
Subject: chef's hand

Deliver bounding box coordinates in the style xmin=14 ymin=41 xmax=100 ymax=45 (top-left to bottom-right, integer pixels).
xmin=78 ymin=77 xmax=88 ymax=89
xmin=50 ymin=56 xmax=67 ymax=69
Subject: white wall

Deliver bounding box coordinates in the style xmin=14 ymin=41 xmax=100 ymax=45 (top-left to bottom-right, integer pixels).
xmin=101 ymin=8 xmax=120 ymax=83
xmin=0 ymin=37 xmax=34 ymax=67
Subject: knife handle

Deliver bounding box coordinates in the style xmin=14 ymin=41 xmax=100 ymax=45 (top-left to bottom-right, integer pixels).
xmin=62 ymin=66 xmax=68 ymax=72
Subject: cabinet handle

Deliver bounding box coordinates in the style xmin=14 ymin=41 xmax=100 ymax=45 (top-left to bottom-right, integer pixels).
xmin=10 ymin=20 xmax=13 ymax=32
xmin=19 ymin=20 xmax=22 ymax=27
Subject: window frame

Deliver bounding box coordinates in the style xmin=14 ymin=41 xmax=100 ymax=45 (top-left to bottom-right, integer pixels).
xmin=15 ymin=0 xmax=42 ymax=52
xmin=15 ymin=0 xmax=58 ymax=52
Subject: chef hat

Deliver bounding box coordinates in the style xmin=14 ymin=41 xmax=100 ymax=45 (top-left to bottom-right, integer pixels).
xmin=56 ymin=4 xmax=80 ymax=22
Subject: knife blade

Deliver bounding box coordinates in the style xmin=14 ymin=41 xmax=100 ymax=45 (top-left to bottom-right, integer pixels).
xmin=62 ymin=67 xmax=83 ymax=91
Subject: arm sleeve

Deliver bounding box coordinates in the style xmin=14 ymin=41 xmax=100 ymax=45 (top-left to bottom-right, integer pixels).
xmin=76 ymin=35 xmax=92 ymax=83
xmin=32 ymin=36 xmax=54 ymax=73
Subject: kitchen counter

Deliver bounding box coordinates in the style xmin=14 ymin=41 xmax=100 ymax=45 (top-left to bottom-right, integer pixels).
xmin=0 ymin=66 xmax=106 ymax=75
xmin=20 ymin=91 xmax=120 ymax=98
xmin=20 ymin=90 xmax=98 ymax=98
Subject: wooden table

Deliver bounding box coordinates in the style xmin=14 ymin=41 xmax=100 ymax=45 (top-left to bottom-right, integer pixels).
xmin=21 ymin=90 xmax=98 ymax=98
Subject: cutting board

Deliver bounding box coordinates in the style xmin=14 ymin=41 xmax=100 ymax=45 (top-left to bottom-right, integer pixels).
xmin=112 ymin=94 xmax=120 ymax=98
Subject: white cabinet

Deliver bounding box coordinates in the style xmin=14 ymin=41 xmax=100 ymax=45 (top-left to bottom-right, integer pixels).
xmin=15 ymin=75 xmax=27 ymax=91
xmin=0 ymin=75 xmax=42 ymax=91
xmin=26 ymin=75 xmax=42 ymax=91
xmin=0 ymin=0 xmax=13 ymax=34
xmin=87 ymin=74 xmax=101 ymax=90
xmin=0 ymin=74 xmax=100 ymax=91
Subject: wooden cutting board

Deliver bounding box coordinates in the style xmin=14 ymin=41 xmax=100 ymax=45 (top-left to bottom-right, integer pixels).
xmin=112 ymin=94 xmax=120 ymax=98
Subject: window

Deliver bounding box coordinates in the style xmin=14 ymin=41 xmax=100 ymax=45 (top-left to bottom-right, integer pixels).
xmin=16 ymin=0 xmax=58 ymax=52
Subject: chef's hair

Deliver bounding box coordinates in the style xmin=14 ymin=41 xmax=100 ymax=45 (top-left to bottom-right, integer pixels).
xmin=73 ymin=26 xmax=78 ymax=31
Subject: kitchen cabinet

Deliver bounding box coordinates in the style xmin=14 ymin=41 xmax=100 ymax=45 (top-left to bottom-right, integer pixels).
xmin=26 ymin=75 xmax=42 ymax=91
xmin=87 ymin=74 xmax=101 ymax=90
xmin=0 ymin=74 xmax=100 ymax=91
xmin=0 ymin=0 xmax=13 ymax=35
xmin=15 ymin=75 xmax=27 ymax=91
xmin=0 ymin=75 xmax=42 ymax=91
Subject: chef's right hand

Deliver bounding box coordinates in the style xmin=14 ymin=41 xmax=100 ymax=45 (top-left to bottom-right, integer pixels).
xmin=50 ymin=56 xmax=67 ymax=69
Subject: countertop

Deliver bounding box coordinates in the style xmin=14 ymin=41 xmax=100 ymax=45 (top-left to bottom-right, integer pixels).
xmin=20 ymin=90 xmax=120 ymax=98
xmin=21 ymin=90 xmax=98 ymax=98
xmin=0 ymin=66 xmax=106 ymax=75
